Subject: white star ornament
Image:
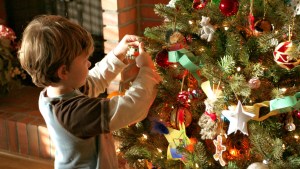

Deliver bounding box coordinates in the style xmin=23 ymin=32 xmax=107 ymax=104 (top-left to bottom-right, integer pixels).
xmin=222 ymin=100 xmax=255 ymax=135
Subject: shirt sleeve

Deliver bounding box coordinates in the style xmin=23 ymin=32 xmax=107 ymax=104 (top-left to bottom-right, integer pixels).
xmin=85 ymin=51 xmax=126 ymax=97
xmin=53 ymin=95 xmax=111 ymax=138
xmin=108 ymin=67 xmax=162 ymax=131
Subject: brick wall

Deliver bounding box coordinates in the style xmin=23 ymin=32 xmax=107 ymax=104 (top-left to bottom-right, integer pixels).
xmin=102 ymin=0 xmax=169 ymax=93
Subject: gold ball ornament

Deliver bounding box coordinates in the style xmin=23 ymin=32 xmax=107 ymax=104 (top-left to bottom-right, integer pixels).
xmin=254 ymin=19 xmax=273 ymax=35
xmin=170 ymin=106 xmax=192 ymax=129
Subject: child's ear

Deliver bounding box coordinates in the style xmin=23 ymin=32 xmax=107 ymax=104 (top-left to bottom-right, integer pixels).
xmin=57 ymin=65 xmax=68 ymax=80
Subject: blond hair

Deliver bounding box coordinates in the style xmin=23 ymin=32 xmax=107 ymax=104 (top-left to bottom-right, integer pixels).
xmin=18 ymin=15 xmax=94 ymax=87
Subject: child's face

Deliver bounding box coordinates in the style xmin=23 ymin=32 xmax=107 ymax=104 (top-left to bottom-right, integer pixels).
xmin=65 ymin=50 xmax=92 ymax=89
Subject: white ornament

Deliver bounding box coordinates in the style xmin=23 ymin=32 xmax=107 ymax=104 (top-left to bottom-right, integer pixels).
xmin=199 ymin=16 xmax=215 ymax=42
xmin=166 ymin=0 xmax=177 ymax=8
xmin=222 ymin=100 xmax=255 ymax=135
xmin=289 ymin=0 xmax=300 ymax=16
xmin=247 ymin=162 xmax=269 ymax=169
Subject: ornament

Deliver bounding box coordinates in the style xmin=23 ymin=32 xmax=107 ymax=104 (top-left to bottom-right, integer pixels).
xmin=273 ymin=41 xmax=300 ymax=70
xmin=163 ymin=123 xmax=190 ymax=160
xmin=219 ymin=0 xmax=239 ymax=17
xmin=0 ymin=25 xmax=16 ymax=41
xmin=166 ymin=30 xmax=187 ymax=50
xmin=269 ymin=38 xmax=279 ymax=47
xmin=199 ymin=16 xmax=215 ymax=42
xmin=193 ymin=0 xmax=207 ymax=10
xmin=170 ymin=106 xmax=192 ymax=129
xmin=247 ymin=162 xmax=269 ymax=169
xmin=285 ymin=112 xmax=296 ymax=131
xmin=155 ymin=49 xmax=171 ymax=68
xmin=168 ymin=31 xmax=186 ymax=45
xmin=177 ymin=91 xmax=190 ymax=105
xmin=198 ymin=111 xmax=218 ymax=140
xmin=289 ymin=0 xmax=300 ymax=16
xmin=222 ymin=101 xmax=255 ymax=135
xmin=126 ymin=46 xmax=139 ymax=60
xmin=213 ymin=135 xmax=226 ymax=166
xmin=248 ymin=0 xmax=255 ymax=30
xmin=188 ymin=88 xmax=201 ymax=100
xmin=248 ymin=77 xmax=261 ymax=89
xmin=248 ymin=13 xmax=255 ymax=31
xmin=254 ymin=19 xmax=273 ymax=34
xmin=294 ymin=110 xmax=300 ymax=119
xmin=166 ymin=0 xmax=178 ymax=8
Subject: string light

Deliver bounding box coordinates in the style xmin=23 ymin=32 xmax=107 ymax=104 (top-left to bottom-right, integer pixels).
xmin=229 ymin=148 xmax=239 ymax=157
xmin=294 ymin=134 xmax=299 ymax=140
xmin=237 ymin=67 xmax=241 ymax=71
xmin=143 ymin=134 xmax=148 ymax=140
xmin=157 ymin=148 xmax=162 ymax=153
xmin=280 ymin=88 xmax=287 ymax=93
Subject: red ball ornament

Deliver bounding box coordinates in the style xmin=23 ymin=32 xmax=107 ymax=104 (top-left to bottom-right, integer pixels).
xmin=219 ymin=0 xmax=239 ymax=17
xmin=273 ymin=41 xmax=300 ymax=70
xmin=297 ymin=111 xmax=300 ymax=119
xmin=155 ymin=49 xmax=171 ymax=68
xmin=193 ymin=0 xmax=208 ymax=10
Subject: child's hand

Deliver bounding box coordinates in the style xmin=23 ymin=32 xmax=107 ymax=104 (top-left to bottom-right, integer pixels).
xmin=113 ymin=35 xmax=140 ymax=60
xmin=135 ymin=42 xmax=155 ymax=69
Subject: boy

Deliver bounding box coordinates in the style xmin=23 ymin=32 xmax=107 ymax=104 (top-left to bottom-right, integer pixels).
xmin=18 ymin=15 xmax=161 ymax=169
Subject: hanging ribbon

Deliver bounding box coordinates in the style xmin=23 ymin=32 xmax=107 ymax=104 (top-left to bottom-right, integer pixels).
xmin=270 ymin=92 xmax=300 ymax=112
xmin=168 ymin=49 xmax=202 ymax=85
xmin=244 ymin=101 xmax=279 ymax=121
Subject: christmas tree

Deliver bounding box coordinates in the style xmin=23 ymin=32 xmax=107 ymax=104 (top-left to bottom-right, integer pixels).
xmin=113 ymin=0 xmax=300 ymax=168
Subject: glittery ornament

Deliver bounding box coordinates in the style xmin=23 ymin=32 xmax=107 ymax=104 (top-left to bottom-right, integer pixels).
xmin=285 ymin=123 xmax=296 ymax=131
xmin=273 ymin=41 xmax=300 ymax=70
xmin=177 ymin=91 xmax=190 ymax=105
xmin=155 ymin=49 xmax=171 ymax=68
xmin=192 ymin=0 xmax=207 ymax=10
xmin=170 ymin=106 xmax=192 ymax=129
xmin=219 ymin=0 xmax=239 ymax=17
xmin=248 ymin=77 xmax=261 ymax=89
xmin=285 ymin=112 xmax=296 ymax=131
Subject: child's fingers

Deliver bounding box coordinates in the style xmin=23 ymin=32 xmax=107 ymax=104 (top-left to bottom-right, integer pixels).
xmin=127 ymin=41 xmax=140 ymax=47
xmin=138 ymin=42 xmax=145 ymax=52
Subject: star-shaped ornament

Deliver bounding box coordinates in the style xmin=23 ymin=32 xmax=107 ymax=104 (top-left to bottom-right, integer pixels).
xmin=222 ymin=100 xmax=255 ymax=135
